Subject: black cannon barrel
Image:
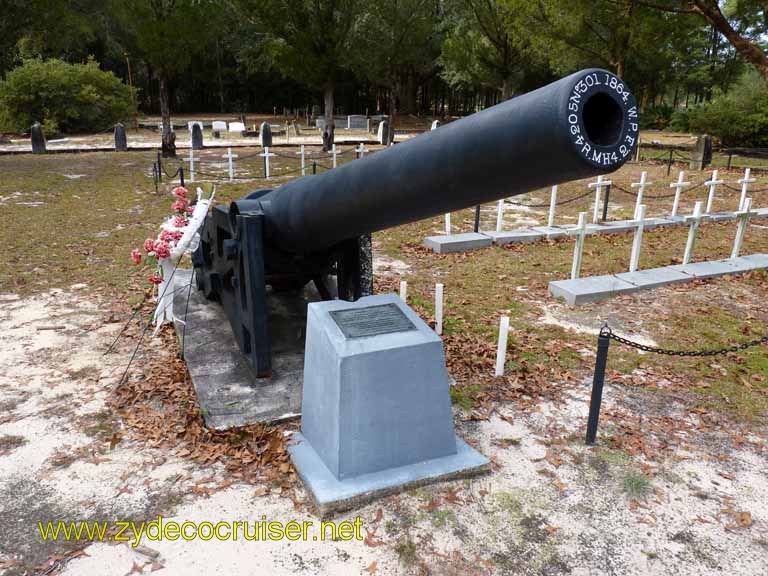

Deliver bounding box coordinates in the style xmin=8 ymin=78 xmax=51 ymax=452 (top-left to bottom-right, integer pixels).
xmin=241 ymin=68 xmax=639 ymax=253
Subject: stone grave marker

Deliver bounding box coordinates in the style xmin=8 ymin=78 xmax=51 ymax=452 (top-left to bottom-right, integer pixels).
xmin=114 ymin=123 xmax=128 ymax=152
xmin=191 ymin=123 xmax=204 ymax=149
xmin=212 ymin=121 xmax=227 ymax=138
xmin=259 ymin=122 xmax=272 ymax=147
xmin=690 ymin=134 xmax=712 ymax=171
xmin=31 ymin=122 xmax=46 ymax=154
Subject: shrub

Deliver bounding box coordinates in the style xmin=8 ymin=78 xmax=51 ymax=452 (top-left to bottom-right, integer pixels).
xmin=640 ymin=105 xmax=673 ymax=130
xmin=0 ymin=57 xmax=135 ymax=135
xmin=669 ymin=71 xmax=768 ymax=148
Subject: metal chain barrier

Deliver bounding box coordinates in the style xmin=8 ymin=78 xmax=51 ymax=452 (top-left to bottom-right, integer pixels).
xmin=505 ymin=189 xmax=593 ymax=208
xmin=585 ymin=323 xmax=767 ymax=445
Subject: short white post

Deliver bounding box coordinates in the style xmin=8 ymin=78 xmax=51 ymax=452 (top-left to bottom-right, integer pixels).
xmin=495 ymin=316 xmax=510 ymax=377
xmin=738 ymin=168 xmax=756 ymax=211
xmin=669 ymin=170 xmax=690 ymax=218
xmin=547 ymin=185 xmax=558 ymax=228
xmin=570 ymin=212 xmax=589 ymax=280
xmin=495 ymin=200 xmax=504 ymax=232
xmin=731 ymin=197 xmax=755 ymax=259
xmin=297 ymin=144 xmax=306 ymax=176
xmin=631 ymin=171 xmax=651 ymax=219
xmin=399 ymin=280 xmax=407 ymax=302
xmin=356 ymin=143 xmax=368 ymax=158
xmin=704 ymin=169 xmax=724 ymax=214
xmin=444 ymin=213 xmax=451 ymax=235
xmin=628 ymin=204 xmax=646 ymax=273
xmin=683 ymin=201 xmax=706 ymax=265
xmin=435 ymin=283 xmax=444 ymax=336
xmin=589 ymin=175 xmax=612 ymax=224
xmin=260 ymin=146 xmax=276 ymax=179
xmin=330 ymin=144 xmax=339 ymax=168
xmin=634 ymin=137 xmax=641 ymax=162
xmin=223 ymin=147 xmax=238 ymax=182
xmin=184 ymin=148 xmax=199 ymax=183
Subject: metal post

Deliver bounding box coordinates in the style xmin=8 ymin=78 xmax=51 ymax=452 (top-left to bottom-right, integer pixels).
xmin=152 ymin=163 xmax=158 ymax=194
xmin=585 ymin=331 xmax=611 ymax=445
xmin=312 ymin=161 xmax=317 ymax=175
xmin=727 ymin=151 xmax=733 ymax=170
xmin=179 ymin=166 xmax=185 ymax=187
xmin=157 ymin=152 xmax=162 ymax=182
xmin=474 ymin=205 xmax=481 ymax=233
xmin=667 ymin=149 xmax=673 ymax=176
xmin=601 ymin=184 xmax=611 ymax=222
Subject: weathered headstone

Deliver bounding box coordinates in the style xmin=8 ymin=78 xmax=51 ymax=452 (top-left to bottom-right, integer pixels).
xmin=31 ymin=122 xmax=46 ymax=154
xmin=347 ymin=115 xmax=367 ymax=130
xmin=689 ymin=135 xmax=712 ymax=171
xmin=114 ymin=123 xmax=127 ymax=152
xmin=191 ymin=123 xmax=203 ymax=149
xmin=212 ymin=120 xmax=227 ymax=138
xmin=228 ymin=121 xmax=246 ymax=135
xmin=288 ymin=294 xmax=489 ymax=514
xmin=377 ymin=120 xmax=392 ymax=145
xmin=259 ymin=122 xmax=272 ymax=147
xmin=290 ymin=120 xmax=301 ymax=137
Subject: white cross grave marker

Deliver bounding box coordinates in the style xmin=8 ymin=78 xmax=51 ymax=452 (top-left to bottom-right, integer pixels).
xmin=330 ymin=144 xmax=340 ymax=168
xmin=704 ymin=169 xmax=724 ymax=214
xmin=683 ymin=201 xmax=708 ymax=265
xmin=588 ymin=175 xmax=611 ymax=224
xmin=569 ymin=212 xmax=589 ymax=279
xmin=296 ymin=144 xmax=306 ymax=176
xmin=631 ymin=171 xmax=652 ymax=219
xmin=183 ymin=148 xmax=199 ymax=183
xmin=731 ymin=197 xmax=757 ymax=259
xmin=355 ymin=143 xmax=368 ymax=159
xmin=435 ymin=283 xmax=444 ymax=336
xmin=496 ymin=200 xmax=504 ymax=232
xmin=222 ymin=147 xmax=238 ymax=182
xmin=628 ymin=204 xmax=647 ymax=273
xmin=547 ymin=185 xmax=558 ymax=229
xmin=261 ymin=146 xmax=276 ymax=179
xmin=669 ymin=170 xmax=690 ymax=218
xmin=738 ymin=168 xmax=756 ymax=211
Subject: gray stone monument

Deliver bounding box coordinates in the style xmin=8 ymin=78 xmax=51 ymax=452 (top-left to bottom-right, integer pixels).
xmin=191 ymin=123 xmax=204 ymax=149
xmin=114 ymin=123 xmax=128 ymax=152
xmin=31 ymin=122 xmax=46 ymax=154
xmin=288 ymin=293 xmax=489 ymax=515
xmin=690 ymin=134 xmax=712 ymax=171
xmin=259 ymin=122 xmax=272 ymax=147
xmin=377 ymin=120 xmax=392 ymax=145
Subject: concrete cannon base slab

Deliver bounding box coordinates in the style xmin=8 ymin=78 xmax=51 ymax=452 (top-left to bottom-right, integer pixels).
xmin=483 ymin=229 xmax=543 ymax=245
xmin=548 ymin=275 xmax=639 ymax=305
xmin=288 ymin=433 xmax=490 ymax=518
xmin=172 ymin=269 xmax=313 ymax=429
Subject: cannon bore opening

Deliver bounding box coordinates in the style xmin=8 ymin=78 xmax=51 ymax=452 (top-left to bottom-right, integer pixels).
xmin=582 ymin=92 xmax=623 ymax=147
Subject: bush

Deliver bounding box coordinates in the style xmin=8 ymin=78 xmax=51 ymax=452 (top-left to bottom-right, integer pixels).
xmin=640 ymin=105 xmax=673 ymax=130
xmin=0 ymin=58 xmax=135 ymax=135
xmin=669 ymin=71 xmax=768 ymax=148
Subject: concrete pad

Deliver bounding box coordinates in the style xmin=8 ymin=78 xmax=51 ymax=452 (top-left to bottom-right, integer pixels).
xmin=644 ymin=217 xmax=677 ymax=229
xmin=671 ymin=260 xmax=744 ymax=279
xmin=483 ymin=229 xmax=543 ymax=245
xmin=423 ymin=232 xmax=492 ymax=253
xmin=708 ymin=212 xmax=736 ymax=222
xmin=756 ymin=208 xmax=768 ymax=218
xmin=596 ymin=222 xmax=636 ymax=234
xmin=616 ymin=267 xmax=692 ymax=289
xmin=548 ymin=275 xmax=638 ymax=305
xmin=289 ymin=433 xmax=489 ymax=517
xmin=731 ymin=253 xmax=768 ymax=269
xmin=531 ymin=226 xmax=569 ymax=238
xmin=172 ymin=269 xmax=307 ymax=429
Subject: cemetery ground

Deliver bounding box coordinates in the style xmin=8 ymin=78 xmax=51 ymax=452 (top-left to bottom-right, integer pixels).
xmin=0 ymin=150 xmax=767 ymax=576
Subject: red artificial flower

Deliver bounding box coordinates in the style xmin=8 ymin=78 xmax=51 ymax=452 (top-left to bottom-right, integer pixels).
xmin=172 ymin=186 xmax=188 ymax=199
xmin=186 ymin=206 xmax=194 ymax=214
xmin=173 ymin=216 xmax=189 ymax=228
xmin=143 ymin=238 xmax=155 ymax=253
xmin=130 ymin=249 xmax=142 ymax=265
xmin=172 ymin=198 xmax=189 ymax=213
xmin=153 ymin=240 xmax=171 ymax=259
xmin=148 ymin=274 xmax=163 ymax=285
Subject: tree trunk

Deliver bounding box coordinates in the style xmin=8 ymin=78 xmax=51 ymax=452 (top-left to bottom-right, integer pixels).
xmin=693 ymin=0 xmax=768 ymax=85
xmin=159 ymin=74 xmax=175 ymax=158
xmin=322 ymin=83 xmax=335 ymax=152
xmin=501 ymin=77 xmax=511 ymax=101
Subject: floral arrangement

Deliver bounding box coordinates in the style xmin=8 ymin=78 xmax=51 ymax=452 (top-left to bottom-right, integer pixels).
xmin=131 ymin=184 xmax=216 ymax=330
xmin=132 ymin=186 xmax=195 ymax=286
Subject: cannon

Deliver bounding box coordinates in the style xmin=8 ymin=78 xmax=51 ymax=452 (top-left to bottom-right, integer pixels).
xmin=193 ymin=68 xmax=639 ymax=377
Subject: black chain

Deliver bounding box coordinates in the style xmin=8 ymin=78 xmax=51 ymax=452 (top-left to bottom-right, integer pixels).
xmin=506 ymin=189 xmax=593 ymax=208
xmin=600 ymin=325 xmax=768 ymax=357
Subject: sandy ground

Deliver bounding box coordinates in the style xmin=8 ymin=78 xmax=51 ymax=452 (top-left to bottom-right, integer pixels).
xmin=0 ymin=286 xmax=766 ymax=576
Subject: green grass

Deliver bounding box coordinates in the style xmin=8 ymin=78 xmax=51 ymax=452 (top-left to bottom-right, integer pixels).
xmin=622 ymin=470 xmax=652 ymax=499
